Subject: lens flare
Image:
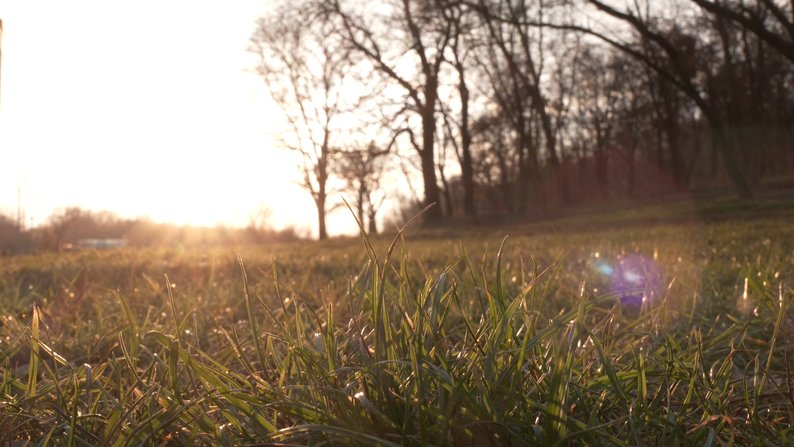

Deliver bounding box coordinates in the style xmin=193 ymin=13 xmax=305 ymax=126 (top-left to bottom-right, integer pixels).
xmin=592 ymin=254 xmax=663 ymax=311
xmin=596 ymin=261 xmax=614 ymax=276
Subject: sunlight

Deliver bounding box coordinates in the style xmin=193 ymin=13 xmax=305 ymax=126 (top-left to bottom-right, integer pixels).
xmin=0 ymin=0 xmax=334 ymax=233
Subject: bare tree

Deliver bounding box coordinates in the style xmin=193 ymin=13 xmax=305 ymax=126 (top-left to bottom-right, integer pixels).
xmin=251 ymin=2 xmax=357 ymax=240
xmin=321 ymin=0 xmax=454 ymax=224
xmin=443 ymin=3 xmax=478 ymax=219
xmin=333 ymin=142 xmax=390 ymax=234
xmin=470 ymin=111 xmax=516 ymax=213
xmin=690 ymin=0 xmax=794 ymax=63
xmin=572 ymin=46 xmax=623 ymax=192
xmin=471 ymin=0 xmax=549 ymax=215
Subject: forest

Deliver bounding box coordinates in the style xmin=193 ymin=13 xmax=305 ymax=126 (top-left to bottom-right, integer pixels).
xmin=251 ymin=0 xmax=794 ymax=238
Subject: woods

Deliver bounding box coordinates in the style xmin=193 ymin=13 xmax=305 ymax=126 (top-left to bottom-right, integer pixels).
xmin=250 ymin=0 xmax=794 ymax=237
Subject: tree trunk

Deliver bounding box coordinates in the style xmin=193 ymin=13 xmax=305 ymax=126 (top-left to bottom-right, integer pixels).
xmin=595 ymin=129 xmax=609 ymax=191
xmin=450 ymin=38 xmax=476 ymax=220
xmin=420 ymin=86 xmax=443 ymax=224
xmin=530 ymin=154 xmax=549 ymax=218
xmin=459 ymin=79 xmax=476 ymax=219
xmin=713 ymin=126 xmax=753 ymax=198
xmin=496 ymin=149 xmax=513 ymax=213
xmin=665 ymin=115 xmax=686 ymax=187
xmin=317 ymin=147 xmax=329 ymax=240
xmin=515 ymin=131 xmax=530 ymax=217
xmin=438 ymin=163 xmax=455 ymax=217
xmin=367 ymin=210 xmax=377 ymax=235
xmin=316 ymin=196 xmax=327 ymax=241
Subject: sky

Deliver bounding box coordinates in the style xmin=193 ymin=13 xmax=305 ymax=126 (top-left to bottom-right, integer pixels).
xmin=0 ymin=0 xmax=360 ymax=236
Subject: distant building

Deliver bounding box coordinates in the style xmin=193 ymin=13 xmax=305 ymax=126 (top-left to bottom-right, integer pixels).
xmin=75 ymin=239 xmax=127 ymax=250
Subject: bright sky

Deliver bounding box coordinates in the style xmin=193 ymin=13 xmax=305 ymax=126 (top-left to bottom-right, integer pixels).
xmin=0 ymin=0 xmax=357 ymax=236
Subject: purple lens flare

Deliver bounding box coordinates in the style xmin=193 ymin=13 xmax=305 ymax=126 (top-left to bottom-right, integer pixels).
xmin=592 ymin=253 xmax=663 ymax=310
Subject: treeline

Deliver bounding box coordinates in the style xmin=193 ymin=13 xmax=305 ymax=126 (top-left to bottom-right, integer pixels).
xmin=252 ymin=0 xmax=794 ymax=238
xmin=0 ymin=208 xmax=300 ymax=255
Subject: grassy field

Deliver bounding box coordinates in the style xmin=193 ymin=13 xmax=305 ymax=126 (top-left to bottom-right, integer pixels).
xmin=1 ymin=200 xmax=793 ymax=445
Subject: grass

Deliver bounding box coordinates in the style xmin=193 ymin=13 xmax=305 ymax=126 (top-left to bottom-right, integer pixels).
xmin=1 ymin=208 xmax=793 ymax=445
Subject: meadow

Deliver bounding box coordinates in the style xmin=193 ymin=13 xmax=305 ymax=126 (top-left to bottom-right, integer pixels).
xmin=1 ymin=199 xmax=793 ymax=445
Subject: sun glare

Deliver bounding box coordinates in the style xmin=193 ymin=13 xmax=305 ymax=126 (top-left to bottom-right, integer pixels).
xmin=0 ymin=0 xmax=350 ymax=235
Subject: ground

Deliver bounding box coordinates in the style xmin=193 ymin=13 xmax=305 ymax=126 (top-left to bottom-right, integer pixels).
xmin=1 ymin=198 xmax=793 ymax=445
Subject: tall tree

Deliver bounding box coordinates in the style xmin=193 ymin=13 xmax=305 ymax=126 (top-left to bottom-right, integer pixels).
xmin=322 ymin=0 xmax=453 ymax=224
xmin=573 ymin=46 xmax=623 ymax=192
xmin=443 ymin=3 xmax=478 ymax=218
xmin=251 ymin=2 xmax=356 ymax=240
xmin=473 ymin=0 xmax=552 ymax=215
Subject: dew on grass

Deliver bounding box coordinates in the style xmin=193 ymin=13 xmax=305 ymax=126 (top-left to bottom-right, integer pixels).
xmin=779 ymin=283 xmax=784 ymax=306
xmin=313 ymin=332 xmax=323 ymax=350
xmin=737 ymin=277 xmax=752 ymax=316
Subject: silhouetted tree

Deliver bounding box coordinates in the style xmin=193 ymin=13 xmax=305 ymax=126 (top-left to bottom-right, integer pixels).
xmin=333 ymin=142 xmax=390 ymax=234
xmin=690 ymin=0 xmax=794 ymax=63
xmin=442 ymin=2 xmax=478 ymax=219
xmin=251 ymin=1 xmax=357 ymax=240
xmin=321 ymin=0 xmax=454 ymax=224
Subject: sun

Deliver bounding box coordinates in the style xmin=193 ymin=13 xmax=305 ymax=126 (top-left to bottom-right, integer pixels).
xmin=0 ymin=0 xmax=342 ymax=235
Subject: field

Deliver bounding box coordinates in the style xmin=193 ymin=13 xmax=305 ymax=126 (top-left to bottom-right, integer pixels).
xmin=1 ymin=199 xmax=794 ymax=445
